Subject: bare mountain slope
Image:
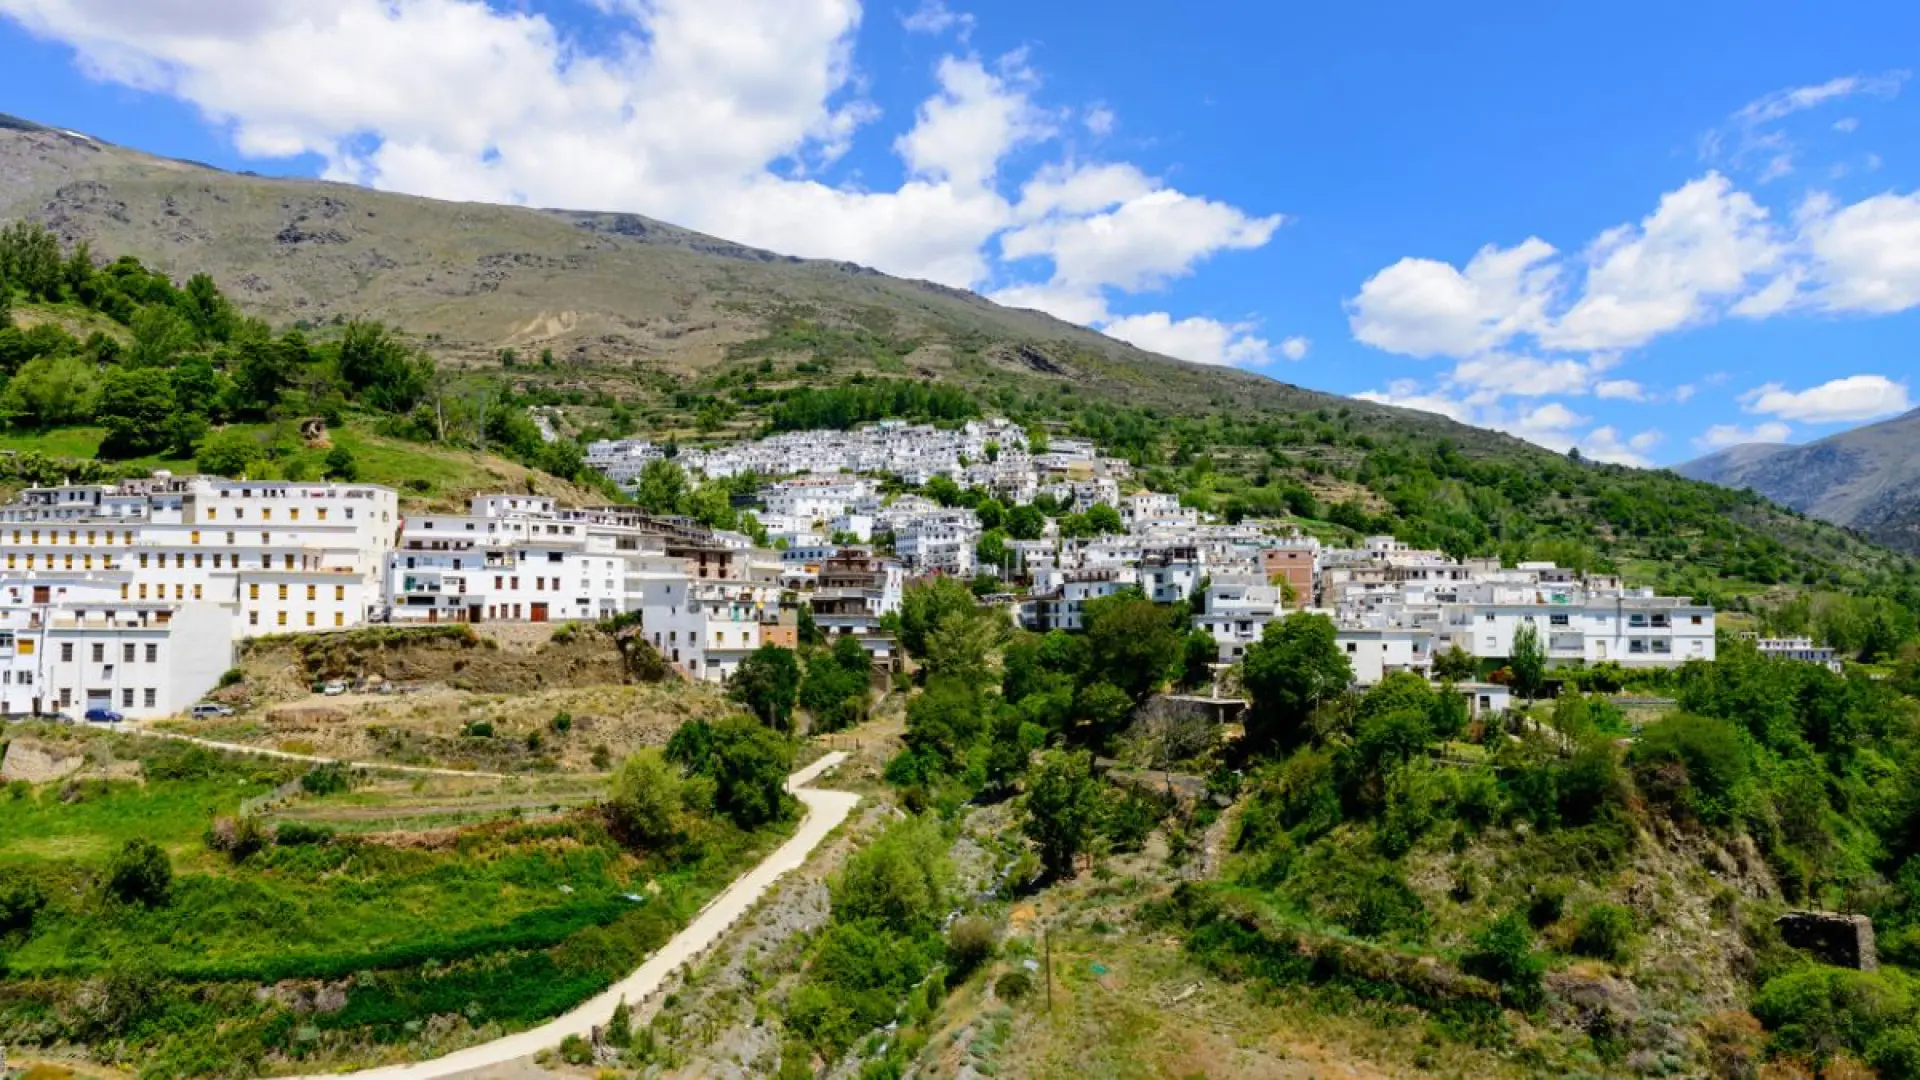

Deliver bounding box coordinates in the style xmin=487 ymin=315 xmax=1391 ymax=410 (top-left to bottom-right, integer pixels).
xmin=0 ymin=116 xmax=1502 ymax=448
xmin=1678 ymin=410 xmax=1920 ymax=553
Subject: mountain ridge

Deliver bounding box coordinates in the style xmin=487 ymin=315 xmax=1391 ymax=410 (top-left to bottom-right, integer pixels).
xmin=1677 ymin=409 xmax=1920 ymax=554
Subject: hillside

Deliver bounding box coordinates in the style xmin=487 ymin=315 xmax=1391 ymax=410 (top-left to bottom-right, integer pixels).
xmin=0 ymin=111 xmax=1916 ymax=614
xmin=1679 ymin=411 xmax=1920 ymax=554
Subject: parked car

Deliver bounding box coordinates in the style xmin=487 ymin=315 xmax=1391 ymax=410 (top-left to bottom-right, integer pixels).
xmin=83 ymin=708 xmax=124 ymax=723
xmin=191 ymin=702 xmax=235 ymax=718
xmin=321 ymin=680 xmax=347 ymax=697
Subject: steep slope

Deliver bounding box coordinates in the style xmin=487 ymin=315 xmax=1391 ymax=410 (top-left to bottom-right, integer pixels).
xmin=1678 ymin=411 xmax=1920 ymax=554
xmin=0 ymin=116 xmax=1483 ymax=447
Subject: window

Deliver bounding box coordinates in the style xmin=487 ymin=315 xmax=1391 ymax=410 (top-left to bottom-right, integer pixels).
xmin=193 ymin=585 xmax=202 ymax=600
xmin=146 ymin=644 xmax=158 ymax=663
xmin=284 ymin=554 xmax=294 ymax=570
xmin=191 ymin=530 xmax=200 ymax=544
xmin=249 ymin=612 xmax=258 ymax=626
xmin=16 ymin=669 xmax=27 ymax=681
xmin=62 ymin=554 xmax=72 ymax=569
xmin=1692 ymin=614 xmax=1704 ymax=625
xmin=1483 ymin=612 xmax=1495 ymax=622
xmin=225 ymin=532 xmax=235 ymax=544
xmin=335 ymin=612 xmax=345 ymax=627
xmin=92 ymin=643 xmax=104 ymax=663
xmin=277 ymin=612 xmax=288 ymax=627
xmin=290 ymin=508 xmax=299 ymax=521
xmin=318 ymin=508 xmax=327 ymax=522
xmin=306 ymin=612 xmax=315 ymax=627
xmin=139 ymin=553 xmax=149 ymax=568
xmin=58 ymin=688 xmax=71 ymax=708
xmin=119 ymin=584 xmax=127 ymax=599
xmin=207 ymin=508 xmax=216 ymax=520
xmin=123 ymin=643 xmax=135 ymax=663
xmin=262 ymin=508 xmax=272 ymax=521
xmin=278 ymin=585 xmax=288 ymax=601
xmin=144 ymin=688 xmax=156 ymax=709
xmin=194 ymin=554 xmax=203 ymax=568
xmin=60 ymin=642 xmax=73 ymax=662
xmin=260 ymin=532 xmax=270 ymax=546
xmin=335 ymin=585 xmax=345 ymax=602
xmin=1345 ymin=642 xmax=1356 ymax=653
xmin=123 ymin=688 xmax=135 ymax=708
xmin=249 ymin=584 xmax=260 ymax=600
xmin=214 ymin=554 xmax=224 ymax=568
xmin=138 ymin=584 xmax=148 ymax=600
xmin=175 ymin=586 xmax=184 ymax=600
xmin=1549 ymin=613 xmax=1570 ymax=627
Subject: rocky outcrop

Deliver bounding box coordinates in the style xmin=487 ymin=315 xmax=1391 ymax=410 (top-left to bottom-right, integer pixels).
xmin=0 ymin=738 xmax=86 ymax=784
xmin=1775 ymin=911 xmax=1878 ymax=970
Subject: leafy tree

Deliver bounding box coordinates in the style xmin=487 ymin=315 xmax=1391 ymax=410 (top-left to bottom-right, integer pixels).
xmin=95 ymin=367 xmax=177 ymax=457
xmin=1464 ymin=912 xmax=1545 ymax=1009
xmin=323 ymin=446 xmax=359 ymax=481
xmin=1242 ymin=613 xmax=1352 ymax=751
xmin=127 ymin=306 xmax=195 ymax=368
xmin=1433 ymin=643 xmax=1477 ymax=681
xmin=924 ymin=607 xmax=1003 ymax=687
xmin=706 ymin=716 xmax=792 ymax=828
xmin=1082 ymin=589 xmax=1183 ymax=700
xmin=899 ymin=575 xmax=977 ymax=660
xmin=1023 ymin=749 xmax=1100 ymax=878
xmin=337 ymin=321 xmax=429 ymax=412
xmin=607 ymin=748 xmax=683 ymax=848
xmin=975 ymin=497 xmax=1005 ymax=530
xmin=197 ymin=429 xmax=263 ymax=477
xmin=1006 ymin=504 xmax=1046 ymax=541
xmin=901 ymin=677 xmax=985 ymax=771
xmin=634 ymin=458 xmax=690 ymax=515
xmin=1180 ymin=630 xmax=1218 ymax=690
xmin=1 ymin=353 xmax=98 ymax=427
xmin=1510 ymin=622 xmax=1547 ymax=703
xmin=832 ymin=814 xmax=950 ymax=934
xmin=975 ymin=528 xmax=1008 ymax=573
xmin=1629 ymin=713 xmax=1750 ymax=827
xmin=730 ymin=644 xmax=802 ymax=730
xmin=801 ymin=637 xmax=871 ymax=732
xmin=1085 ymin=502 xmax=1123 ymax=535
xmin=536 ymin=439 xmax=587 ymax=483
xmin=106 ymin=838 xmax=172 ymax=907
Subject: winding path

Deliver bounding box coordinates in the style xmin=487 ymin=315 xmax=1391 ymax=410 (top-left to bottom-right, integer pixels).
xmin=287 ymin=752 xmax=860 ymax=1078
xmin=131 ymin=725 xmax=511 ymax=779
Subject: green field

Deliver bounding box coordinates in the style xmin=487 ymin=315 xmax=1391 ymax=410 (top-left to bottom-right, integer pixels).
xmin=0 ymin=728 xmax=791 ymax=1076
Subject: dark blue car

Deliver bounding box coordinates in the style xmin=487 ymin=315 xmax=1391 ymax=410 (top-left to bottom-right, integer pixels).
xmin=83 ymin=707 xmax=124 ymax=723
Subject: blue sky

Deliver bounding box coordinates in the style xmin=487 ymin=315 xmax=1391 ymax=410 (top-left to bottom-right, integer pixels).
xmin=2 ymin=0 xmax=1918 ymax=465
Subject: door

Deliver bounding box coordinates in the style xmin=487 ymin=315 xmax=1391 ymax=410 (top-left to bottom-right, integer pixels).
xmin=86 ymin=690 xmax=111 ymax=714
xmin=530 ymin=603 xmax=549 ymax=623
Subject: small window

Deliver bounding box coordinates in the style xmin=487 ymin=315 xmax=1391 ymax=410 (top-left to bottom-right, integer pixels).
xmin=307 ymin=585 xmax=316 ymax=601
xmin=277 ymin=612 xmax=288 ymax=627
xmin=123 ymin=688 xmax=135 ymax=708
xmin=306 ymin=612 xmax=315 ymax=627
xmin=144 ymin=688 xmax=157 ymax=709
xmin=278 ymin=585 xmax=288 ymax=601
xmin=249 ymin=583 xmax=260 ymax=600
xmin=60 ymin=642 xmax=73 ymax=662
xmin=335 ymin=612 xmax=345 ymax=627
xmin=335 ymin=585 xmax=346 ymax=602
xmin=92 ymin=643 xmax=105 ymax=663
xmin=146 ymin=643 xmax=158 ymax=663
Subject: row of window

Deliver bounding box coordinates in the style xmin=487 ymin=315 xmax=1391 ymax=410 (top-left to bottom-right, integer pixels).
xmin=247 ymin=610 xmax=348 ymax=628
xmin=246 ymin=584 xmax=349 ymax=602
xmin=57 ymin=641 xmax=162 ymax=664
xmin=4 ymin=550 xmax=324 ymax=572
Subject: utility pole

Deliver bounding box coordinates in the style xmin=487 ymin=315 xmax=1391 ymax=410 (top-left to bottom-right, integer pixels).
xmin=1043 ymin=923 xmax=1053 ymax=1014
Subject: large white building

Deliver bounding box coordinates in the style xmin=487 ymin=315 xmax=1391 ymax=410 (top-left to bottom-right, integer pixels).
xmin=0 ymin=476 xmax=398 ymax=638
xmin=0 ymin=577 xmax=232 ymax=719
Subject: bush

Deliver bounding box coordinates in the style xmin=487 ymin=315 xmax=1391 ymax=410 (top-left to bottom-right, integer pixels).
xmin=995 ymin=969 xmax=1034 ymax=1001
xmin=274 ymin=822 xmax=335 ymax=847
xmin=1464 ymin=912 xmax=1544 ymax=1010
xmin=463 ymin=720 xmax=495 ymax=739
xmin=0 ymin=868 xmax=47 ymax=932
xmin=1571 ymin=903 xmax=1636 ymax=964
xmin=945 ymin=916 xmax=998 ymax=982
xmin=1754 ymin=964 xmax=1918 ymax=1070
xmin=550 ymin=711 xmax=573 ymax=734
xmin=1630 ymin=714 xmax=1750 ymax=827
xmin=217 ymin=667 xmax=245 ymax=688
xmin=1525 ymin=881 xmax=1568 ymax=930
xmin=558 ymin=1033 xmax=595 ymax=1065
xmin=300 ymin=762 xmax=351 ymax=796
xmin=107 ymin=838 xmax=172 ymax=907
xmin=205 ymin=814 xmax=269 ymax=862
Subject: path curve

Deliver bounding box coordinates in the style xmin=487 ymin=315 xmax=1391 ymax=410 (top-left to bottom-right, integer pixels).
xmin=130 ymin=726 xmax=511 ymax=780
xmin=289 ymin=752 xmax=859 ymax=1078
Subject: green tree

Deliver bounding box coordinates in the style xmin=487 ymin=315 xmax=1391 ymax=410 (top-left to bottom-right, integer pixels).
xmin=1085 ymin=503 xmax=1123 ymax=535
xmin=975 ymin=527 xmax=1008 ymax=573
xmin=337 ymin=321 xmax=429 ymax=412
xmin=634 ymin=458 xmax=691 ymax=515
xmin=95 ymin=367 xmax=177 ymax=457
xmin=1242 ymin=613 xmax=1352 ymax=751
xmin=975 ymin=497 xmax=1005 ymax=530
xmin=1180 ymin=630 xmax=1218 ymax=690
xmin=1433 ymin=643 xmax=1477 ymax=681
xmin=1023 ymin=749 xmax=1101 ymax=878
xmin=1510 ymin=622 xmax=1547 ymax=703
xmin=196 ymin=429 xmax=263 ymax=477
xmin=1083 ymin=589 xmax=1183 ymax=700
xmin=107 ymin=838 xmax=172 ymax=907
xmin=607 ymin=748 xmax=683 ymax=848
xmin=127 ymin=305 xmax=195 ymax=368
xmin=730 ymin=644 xmax=802 ymax=730
xmin=899 ymin=575 xmax=977 ymax=660
xmin=323 ymin=446 xmax=359 ymax=481
xmin=1 ymin=353 xmax=98 ymax=427
xmin=832 ymin=814 xmax=950 ymax=934
xmin=1006 ymin=504 xmax=1046 ymax=541
xmin=687 ymin=482 xmax=737 ymax=530
xmin=707 ymin=717 xmax=793 ymax=828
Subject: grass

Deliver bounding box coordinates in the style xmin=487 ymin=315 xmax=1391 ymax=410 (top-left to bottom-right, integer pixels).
xmin=0 ymin=726 xmax=799 ymax=1076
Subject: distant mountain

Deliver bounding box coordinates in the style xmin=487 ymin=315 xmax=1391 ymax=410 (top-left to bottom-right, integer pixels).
xmin=1677 ymin=410 xmax=1920 ymax=554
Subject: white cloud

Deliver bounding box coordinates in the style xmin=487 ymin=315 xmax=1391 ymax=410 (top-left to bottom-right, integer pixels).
xmin=1347 ymin=238 xmax=1558 ymax=358
xmin=1706 ymin=72 xmax=1908 ymax=177
xmin=1578 ymin=425 xmax=1662 ymax=468
xmin=1101 ymin=312 xmax=1273 ymax=367
xmin=1834 ymin=116 xmax=1860 ymax=133
xmin=1732 ymin=72 xmax=1908 ymax=128
xmin=1448 ymin=353 xmax=1609 ymax=398
xmin=1674 ymin=384 xmax=1697 ymax=403
xmin=1353 ymin=380 xmax=1474 ymax=424
xmin=0 ymin=0 xmax=1276 ymax=351
xmin=1595 ymin=379 xmax=1646 ymax=401
xmin=1741 ymin=374 xmax=1912 ymax=423
xmin=1694 ymin=422 xmax=1793 ymax=450
xmin=1542 ymin=173 xmax=1784 ymax=351
xmin=900 ymin=0 xmax=973 ymax=38
xmin=1084 ymin=105 xmax=1115 ymax=137
xmin=1279 ymin=335 xmax=1309 ymax=361
xmin=1797 ymin=190 xmax=1920 ymax=313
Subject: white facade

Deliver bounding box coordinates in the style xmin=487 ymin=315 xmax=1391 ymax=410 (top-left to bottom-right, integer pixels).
xmin=1196 ymin=574 xmax=1284 ymax=662
xmin=1338 ymin=626 xmax=1436 ymax=687
xmin=0 ymin=577 xmax=233 ymax=718
xmin=0 ymin=477 xmax=398 ymax=639
xmin=638 ymin=577 xmax=781 ymax=681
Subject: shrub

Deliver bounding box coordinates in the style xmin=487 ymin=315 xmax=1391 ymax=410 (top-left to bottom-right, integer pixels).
xmin=1572 ymin=903 xmax=1636 ymax=964
xmin=463 ymin=720 xmax=495 ymax=739
xmin=945 ymin=916 xmax=998 ymax=982
xmin=107 ymin=838 xmax=172 ymax=907
xmin=274 ymin=822 xmax=335 ymax=847
xmin=1630 ymin=714 xmax=1750 ymax=827
xmin=558 ymin=1033 xmax=595 ymax=1065
xmin=300 ymin=762 xmax=350 ymax=796
xmin=205 ymin=814 xmax=269 ymax=862
xmin=0 ymin=868 xmax=47 ymax=932
xmin=1525 ymin=880 xmax=1568 ymax=930
xmin=606 ymin=748 xmax=682 ymax=849
xmin=995 ymin=969 xmax=1034 ymax=1001
xmin=1754 ymin=964 xmax=1918 ymax=1069
xmin=217 ymin=667 xmax=245 ymax=688
xmin=550 ymin=711 xmax=573 ymax=734
xmin=1464 ymin=912 xmax=1544 ymax=1010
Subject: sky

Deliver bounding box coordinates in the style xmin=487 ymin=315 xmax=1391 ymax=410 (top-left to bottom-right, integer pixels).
xmin=1 ymin=1 xmax=1918 ymax=467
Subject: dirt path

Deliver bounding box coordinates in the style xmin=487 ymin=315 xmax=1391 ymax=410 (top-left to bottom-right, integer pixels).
xmin=126 ymin=725 xmax=513 ymax=780
xmin=287 ymin=752 xmax=858 ymax=1079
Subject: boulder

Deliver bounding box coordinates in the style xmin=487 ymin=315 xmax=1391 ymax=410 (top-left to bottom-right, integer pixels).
xmin=1775 ymin=911 xmax=1877 ymax=971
